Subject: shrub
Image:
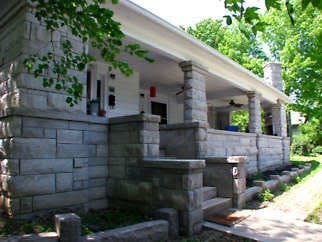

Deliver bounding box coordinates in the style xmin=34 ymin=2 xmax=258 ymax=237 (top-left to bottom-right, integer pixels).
xmin=291 ymin=118 xmax=322 ymax=156
xmin=258 ymin=189 xmax=274 ymax=202
xmin=292 ymin=176 xmax=301 ymax=184
xmin=280 ymin=183 xmax=291 ymax=192
xmin=312 ymin=146 xmax=322 ymax=155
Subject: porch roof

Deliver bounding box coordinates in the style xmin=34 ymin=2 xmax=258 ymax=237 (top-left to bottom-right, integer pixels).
xmin=106 ymin=0 xmax=291 ymax=105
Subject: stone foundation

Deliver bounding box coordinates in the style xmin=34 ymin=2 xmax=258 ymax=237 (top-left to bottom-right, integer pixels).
xmin=0 ymin=110 xmax=108 ymax=217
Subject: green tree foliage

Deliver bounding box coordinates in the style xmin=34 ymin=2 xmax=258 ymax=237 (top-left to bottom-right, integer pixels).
xmin=292 ymin=118 xmax=322 ymax=155
xmin=231 ymin=110 xmax=249 ymax=132
xmin=263 ymin=1 xmax=321 ymax=121
xmin=224 ymin=0 xmax=322 ymax=35
xmin=185 ymin=19 xmax=268 ymax=76
xmin=24 ymin=0 xmax=152 ymax=106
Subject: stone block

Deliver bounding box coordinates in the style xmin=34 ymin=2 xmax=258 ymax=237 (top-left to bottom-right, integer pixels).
xmin=83 ymin=220 xmax=168 ymax=242
xmin=89 ymin=187 xmax=106 ymax=200
xmin=57 ymin=129 xmax=83 ymax=144
xmin=7 ymin=174 xmax=55 ymax=197
xmin=97 ymin=144 xmax=108 ymax=157
xmin=56 ymin=173 xmax=73 ymax=192
xmin=20 ymin=159 xmax=73 ymax=175
xmin=144 ymin=144 xmax=159 ymax=157
xmin=73 ymin=180 xmax=89 ymax=190
xmin=84 ymin=131 xmax=107 ymax=144
xmin=140 ymin=130 xmax=160 ymax=144
xmin=57 ymin=144 xmax=88 ymax=158
xmin=182 ymin=173 xmax=203 ymax=190
xmin=33 ymin=190 xmax=88 ymax=210
xmin=55 ymin=213 xmax=81 ymax=242
xmin=88 ymin=178 xmax=107 ymax=188
xmin=68 ymin=121 xmax=89 ymax=131
xmin=89 ymin=166 xmax=107 ymax=179
xmin=73 ymin=167 xmax=88 ymax=181
xmin=44 ymin=128 xmax=56 ymax=138
xmin=88 ymin=157 xmax=107 ymax=166
xmin=74 ymin=158 xmax=88 ymax=168
xmin=88 ymin=123 xmax=107 ymax=132
xmin=8 ymin=138 xmax=56 ymax=159
xmin=22 ymin=127 xmax=44 ymax=138
xmin=180 ymin=208 xmax=203 ymax=235
xmin=23 ymin=117 xmax=68 ymax=129
xmin=156 ymin=208 xmax=179 ymax=239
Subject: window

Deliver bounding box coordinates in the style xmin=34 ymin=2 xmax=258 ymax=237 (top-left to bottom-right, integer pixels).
xmin=151 ymin=101 xmax=167 ymax=124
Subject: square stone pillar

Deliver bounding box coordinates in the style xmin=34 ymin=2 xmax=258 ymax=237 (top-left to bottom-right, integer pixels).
xmin=247 ymin=92 xmax=261 ymax=134
xmin=272 ymin=100 xmax=287 ymax=137
xmin=179 ymin=61 xmax=207 ymax=124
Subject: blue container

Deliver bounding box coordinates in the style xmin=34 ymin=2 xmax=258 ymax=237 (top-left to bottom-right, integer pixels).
xmin=224 ymin=125 xmax=240 ymax=132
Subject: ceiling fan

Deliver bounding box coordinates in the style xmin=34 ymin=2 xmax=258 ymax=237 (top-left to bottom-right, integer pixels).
xmin=229 ymin=99 xmax=243 ymax=108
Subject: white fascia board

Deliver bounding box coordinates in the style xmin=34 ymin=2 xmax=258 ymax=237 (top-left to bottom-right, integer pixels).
xmin=108 ymin=0 xmax=291 ymax=104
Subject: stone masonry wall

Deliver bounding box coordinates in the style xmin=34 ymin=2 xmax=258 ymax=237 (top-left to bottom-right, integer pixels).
xmin=207 ymin=129 xmax=258 ymax=174
xmin=108 ymin=114 xmax=205 ymax=236
xmin=160 ymin=122 xmax=207 ymax=159
xmin=0 ymin=111 xmax=108 ymax=217
xmin=257 ymin=135 xmax=283 ymax=171
xmin=0 ymin=1 xmax=86 ymax=115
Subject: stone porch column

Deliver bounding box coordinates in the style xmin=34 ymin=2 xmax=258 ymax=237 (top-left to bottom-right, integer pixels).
xmin=264 ymin=62 xmax=288 ymax=137
xmin=179 ymin=61 xmax=207 ymax=124
xmin=272 ymin=100 xmax=287 ymax=137
xmin=247 ymin=92 xmax=261 ymax=134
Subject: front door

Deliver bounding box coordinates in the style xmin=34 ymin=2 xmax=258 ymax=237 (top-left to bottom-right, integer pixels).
xmin=151 ymin=101 xmax=167 ymax=124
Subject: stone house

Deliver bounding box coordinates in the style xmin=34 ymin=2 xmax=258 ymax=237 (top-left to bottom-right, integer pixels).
xmin=0 ymin=0 xmax=290 ymax=235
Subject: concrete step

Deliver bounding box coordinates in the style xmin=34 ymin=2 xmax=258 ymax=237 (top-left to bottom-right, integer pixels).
xmin=202 ymin=197 xmax=232 ymax=218
xmin=202 ymin=186 xmax=217 ymax=201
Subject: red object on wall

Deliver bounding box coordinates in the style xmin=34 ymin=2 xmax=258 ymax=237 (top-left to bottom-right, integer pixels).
xmin=150 ymin=86 xmax=157 ymax=97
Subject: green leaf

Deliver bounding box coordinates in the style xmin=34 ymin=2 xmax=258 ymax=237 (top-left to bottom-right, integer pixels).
xmin=265 ymin=0 xmax=281 ymax=11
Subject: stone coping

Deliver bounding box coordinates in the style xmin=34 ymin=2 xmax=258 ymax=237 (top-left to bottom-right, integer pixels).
xmin=0 ymin=232 xmax=58 ymax=242
xmin=206 ymin=156 xmax=248 ymax=164
xmin=258 ymin=134 xmax=285 ymax=140
xmin=141 ymin=158 xmax=205 ymax=169
xmin=207 ymin=128 xmax=257 ymax=137
xmin=160 ymin=122 xmax=207 ymax=130
xmin=2 ymin=108 xmax=108 ymax=124
xmin=109 ymin=113 xmax=160 ymax=124
xmin=83 ymin=220 xmax=168 ymax=242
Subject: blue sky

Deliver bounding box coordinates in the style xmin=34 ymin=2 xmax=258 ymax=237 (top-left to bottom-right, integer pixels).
xmin=130 ymin=0 xmax=266 ymax=27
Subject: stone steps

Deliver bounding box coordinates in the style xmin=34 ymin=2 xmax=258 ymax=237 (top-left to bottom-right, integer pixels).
xmin=202 ymin=186 xmax=217 ymax=201
xmin=202 ymin=197 xmax=232 ymax=218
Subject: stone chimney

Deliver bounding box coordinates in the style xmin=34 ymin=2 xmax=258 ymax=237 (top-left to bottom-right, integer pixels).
xmin=264 ymin=62 xmax=284 ymax=92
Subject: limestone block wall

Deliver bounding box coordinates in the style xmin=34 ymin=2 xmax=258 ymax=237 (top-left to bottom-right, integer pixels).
xmin=108 ymin=114 xmax=205 ymax=235
xmin=160 ymin=122 xmax=208 ymax=159
xmin=207 ymin=129 xmax=258 ymax=174
xmin=257 ymin=135 xmax=283 ymax=171
xmin=0 ymin=1 xmax=86 ymax=115
xmin=0 ymin=111 xmax=108 ymax=217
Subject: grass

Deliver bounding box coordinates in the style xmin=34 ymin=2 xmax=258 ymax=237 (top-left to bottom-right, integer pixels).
xmin=0 ymin=208 xmax=152 ymax=237
xmin=257 ymin=189 xmax=275 ymax=202
xmin=305 ymin=200 xmax=322 ymax=224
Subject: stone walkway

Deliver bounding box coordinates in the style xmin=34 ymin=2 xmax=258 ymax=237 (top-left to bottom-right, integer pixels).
xmin=204 ymin=165 xmax=322 ymax=241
